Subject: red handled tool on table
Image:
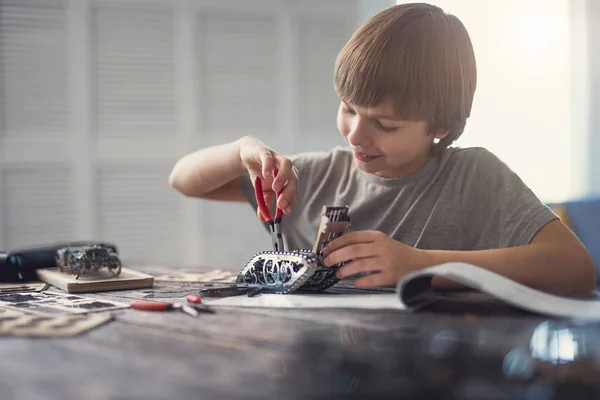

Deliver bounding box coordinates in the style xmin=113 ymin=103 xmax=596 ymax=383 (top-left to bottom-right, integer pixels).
xmin=254 ymin=169 xmax=285 ymax=252
xmin=185 ymin=294 xmax=202 ymax=304
xmin=130 ymin=299 xmax=215 ymax=317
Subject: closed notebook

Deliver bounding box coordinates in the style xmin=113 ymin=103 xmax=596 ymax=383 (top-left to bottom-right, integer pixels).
xmin=37 ymin=267 xmax=153 ymax=293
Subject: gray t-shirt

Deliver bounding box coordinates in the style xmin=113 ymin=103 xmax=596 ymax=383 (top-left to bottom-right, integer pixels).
xmin=240 ymin=146 xmax=557 ymax=252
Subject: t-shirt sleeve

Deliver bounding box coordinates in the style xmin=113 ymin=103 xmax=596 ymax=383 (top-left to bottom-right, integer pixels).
xmin=459 ymin=148 xmax=558 ymax=249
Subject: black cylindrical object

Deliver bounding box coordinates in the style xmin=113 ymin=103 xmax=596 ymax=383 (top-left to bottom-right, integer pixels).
xmin=0 ymin=241 xmax=118 ymax=282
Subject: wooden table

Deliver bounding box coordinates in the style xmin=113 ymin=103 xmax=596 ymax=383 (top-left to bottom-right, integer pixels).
xmin=1 ymin=265 xmax=599 ymax=400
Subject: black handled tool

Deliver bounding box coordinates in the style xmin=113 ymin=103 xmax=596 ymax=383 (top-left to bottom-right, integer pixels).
xmin=197 ymin=285 xmax=260 ymax=298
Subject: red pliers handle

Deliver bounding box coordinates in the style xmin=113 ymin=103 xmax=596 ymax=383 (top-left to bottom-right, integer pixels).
xmin=130 ymin=299 xmax=215 ymax=316
xmin=254 ymin=169 xmax=284 ymax=252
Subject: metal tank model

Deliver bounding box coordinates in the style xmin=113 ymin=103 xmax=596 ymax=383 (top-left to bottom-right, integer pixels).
xmin=56 ymin=244 xmax=122 ymax=279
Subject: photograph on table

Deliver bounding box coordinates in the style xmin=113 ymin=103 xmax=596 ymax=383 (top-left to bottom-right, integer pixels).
xmin=0 ymin=291 xmax=129 ymax=315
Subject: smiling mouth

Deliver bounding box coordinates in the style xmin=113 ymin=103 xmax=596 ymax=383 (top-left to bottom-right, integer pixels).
xmin=353 ymin=151 xmax=382 ymax=163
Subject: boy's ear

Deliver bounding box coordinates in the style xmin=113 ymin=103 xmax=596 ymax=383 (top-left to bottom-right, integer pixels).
xmin=433 ymin=129 xmax=450 ymax=140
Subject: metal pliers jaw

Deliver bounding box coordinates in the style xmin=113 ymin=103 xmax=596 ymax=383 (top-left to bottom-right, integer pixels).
xmin=269 ymin=219 xmax=284 ymax=252
xmin=255 ymin=172 xmax=285 ymax=252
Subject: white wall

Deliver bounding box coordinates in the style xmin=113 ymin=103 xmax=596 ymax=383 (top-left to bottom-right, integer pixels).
xmin=587 ymin=0 xmax=600 ymax=194
xmin=398 ymin=0 xmax=589 ymax=203
xmin=0 ymin=0 xmax=393 ymax=269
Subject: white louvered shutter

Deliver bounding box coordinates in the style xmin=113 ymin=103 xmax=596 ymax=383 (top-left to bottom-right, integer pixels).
xmin=0 ymin=0 xmax=70 ymax=138
xmin=3 ymin=167 xmax=75 ymax=249
xmin=0 ymin=0 xmax=73 ymax=251
xmin=90 ymin=2 xmax=181 ymax=264
xmin=92 ymin=1 xmax=176 ymax=137
xmin=96 ymin=164 xmax=181 ymax=265
xmin=295 ymin=15 xmax=352 ymax=151
xmin=199 ymin=10 xmax=278 ymax=143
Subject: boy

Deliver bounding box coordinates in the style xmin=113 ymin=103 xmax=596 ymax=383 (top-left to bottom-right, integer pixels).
xmin=169 ymin=3 xmax=595 ymax=293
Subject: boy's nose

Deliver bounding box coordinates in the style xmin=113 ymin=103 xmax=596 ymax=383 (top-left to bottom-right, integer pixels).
xmin=347 ymin=122 xmax=373 ymax=147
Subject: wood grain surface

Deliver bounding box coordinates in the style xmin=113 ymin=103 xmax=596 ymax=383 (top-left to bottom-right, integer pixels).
xmin=0 ymin=265 xmax=548 ymax=400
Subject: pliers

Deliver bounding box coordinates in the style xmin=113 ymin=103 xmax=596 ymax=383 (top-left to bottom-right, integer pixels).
xmin=130 ymin=299 xmax=215 ymax=317
xmin=254 ymin=169 xmax=285 ymax=252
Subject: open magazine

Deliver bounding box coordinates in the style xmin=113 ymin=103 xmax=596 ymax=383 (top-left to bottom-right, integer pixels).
xmin=398 ymin=262 xmax=600 ymax=319
xmin=205 ymin=262 xmax=600 ymax=319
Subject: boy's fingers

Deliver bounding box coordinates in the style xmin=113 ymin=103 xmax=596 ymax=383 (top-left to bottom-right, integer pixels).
xmin=259 ymin=149 xmax=275 ymax=179
xmin=253 ymin=151 xmax=298 ymax=217
xmin=323 ymin=231 xmax=378 ymax=255
xmin=324 ymin=243 xmax=373 ymax=267
xmin=271 ymin=157 xmax=293 ymax=192
xmin=247 ymin=167 xmax=266 ymax=189
xmin=335 ymin=258 xmax=377 ymax=280
xmin=277 ymin=170 xmax=299 ymax=214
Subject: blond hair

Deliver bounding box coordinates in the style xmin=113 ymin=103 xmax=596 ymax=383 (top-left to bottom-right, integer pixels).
xmin=334 ymin=3 xmax=477 ymax=150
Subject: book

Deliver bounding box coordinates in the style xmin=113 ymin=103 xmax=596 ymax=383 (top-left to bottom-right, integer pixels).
xmin=203 ymin=262 xmax=600 ymax=319
xmin=36 ymin=267 xmax=153 ymax=294
xmin=397 ymin=262 xmax=600 ymax=319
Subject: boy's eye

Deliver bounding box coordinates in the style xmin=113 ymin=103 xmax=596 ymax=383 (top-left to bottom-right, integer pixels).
xmin=341 ymin=106 xmax=355 ymax=115
xmin=377 ymin=122 xmax=398 ymax=132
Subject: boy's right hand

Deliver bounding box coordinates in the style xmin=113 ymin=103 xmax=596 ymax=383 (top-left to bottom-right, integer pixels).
xmin=238 ymin=136 xmax=299 ymax=221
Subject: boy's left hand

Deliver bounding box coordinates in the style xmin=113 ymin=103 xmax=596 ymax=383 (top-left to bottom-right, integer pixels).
xmin=322 ymin=231 xmax=430 ymax=288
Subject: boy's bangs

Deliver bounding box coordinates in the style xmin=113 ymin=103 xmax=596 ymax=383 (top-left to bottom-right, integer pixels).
xmin=334 ymin=28 xmax=434 ymax=123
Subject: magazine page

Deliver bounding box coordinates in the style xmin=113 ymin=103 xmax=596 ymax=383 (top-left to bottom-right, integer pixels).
xmin=397 ymin=262 xmax=600 ymax=319
xmin=203 ymin=292 xmax=404 ymax=310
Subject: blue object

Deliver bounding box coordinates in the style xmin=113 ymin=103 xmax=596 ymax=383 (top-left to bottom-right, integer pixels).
xmin=562 ymin=199 xmax=600 ymax=285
